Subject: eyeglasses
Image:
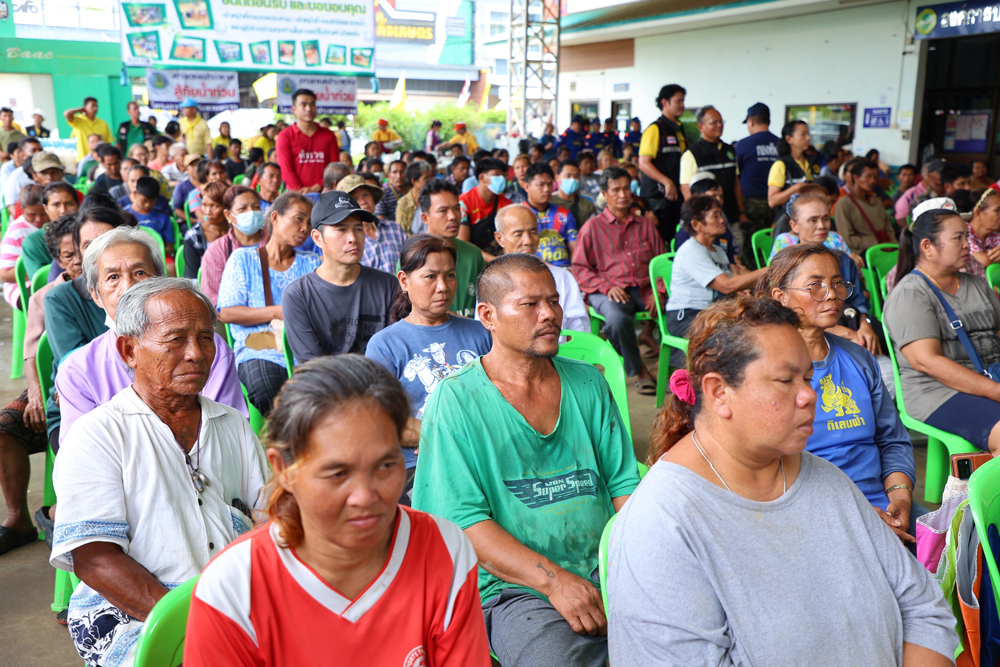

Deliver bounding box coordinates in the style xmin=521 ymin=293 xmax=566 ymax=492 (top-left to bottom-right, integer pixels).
xmin=786 ymin=281 xmax=854 ymax=301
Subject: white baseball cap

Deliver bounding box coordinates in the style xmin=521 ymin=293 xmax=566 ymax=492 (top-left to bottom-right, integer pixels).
xmin=31 ymin=109 xmax=44 ymax=119
xmin=911 ymin=197 xmax=957 ymax=221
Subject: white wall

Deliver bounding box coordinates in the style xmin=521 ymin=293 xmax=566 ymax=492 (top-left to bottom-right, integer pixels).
xmin=0 ymin=73 xmax=57 ymax=138
xmin=559 ymin=0 xmax=922 ymax=165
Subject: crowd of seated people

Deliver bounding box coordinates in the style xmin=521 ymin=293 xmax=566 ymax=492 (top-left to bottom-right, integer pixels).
xmin=1 ymin=87 xmax=999 ymax=667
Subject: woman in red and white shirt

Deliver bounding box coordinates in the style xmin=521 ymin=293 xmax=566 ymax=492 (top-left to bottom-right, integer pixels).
xmin=184 ymin=355 xmax=491 ymax=667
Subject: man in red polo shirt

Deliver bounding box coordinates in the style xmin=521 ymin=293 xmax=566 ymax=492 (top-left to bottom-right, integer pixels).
xmin=276 ymin=88 xmax=339 ymax=194
xmin=458 ymin=157 xmax=511 ymax=261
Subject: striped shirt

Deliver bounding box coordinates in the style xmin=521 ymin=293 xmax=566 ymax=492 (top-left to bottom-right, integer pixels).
xmin=570 ymin=206 xmax=665 ymax=305
xmin=374 ymin=183 xmax=404 ymax=221
xmin=1 ymin=216 xmax=41 ymax=307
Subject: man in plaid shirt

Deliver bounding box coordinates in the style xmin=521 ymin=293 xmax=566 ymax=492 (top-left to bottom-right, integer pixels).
xmin=572 ymin=166 xmax=664 ymax=395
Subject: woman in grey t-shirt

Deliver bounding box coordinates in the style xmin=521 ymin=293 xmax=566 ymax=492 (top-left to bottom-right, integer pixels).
xmin=609 ymin=296 xmax=957 ymax=666
xmin=884 ymin=207 xmax=1000 ymax=452
xmin=665 ymin=196 xmax=766 ymax=366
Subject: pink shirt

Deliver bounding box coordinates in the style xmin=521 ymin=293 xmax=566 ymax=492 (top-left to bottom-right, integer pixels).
xmin=0 ymin=216 xmax=42 ymax=308
xmin=894 ymin=182 xmax=927 ymax=222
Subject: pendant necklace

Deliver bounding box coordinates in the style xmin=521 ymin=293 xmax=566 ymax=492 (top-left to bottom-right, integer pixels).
xmin=178 ymin=419 xmax=207 ymax=494
xmin=691 ymin=431 xmax=785 ymax=496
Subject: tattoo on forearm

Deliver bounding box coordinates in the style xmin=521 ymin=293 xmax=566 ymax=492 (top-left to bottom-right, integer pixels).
xmin=537 ymin=562 xmax=555 ymax=578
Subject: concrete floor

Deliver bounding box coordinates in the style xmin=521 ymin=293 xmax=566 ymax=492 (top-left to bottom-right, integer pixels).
xmin=0 ymin=307 xmax=935 ymax=667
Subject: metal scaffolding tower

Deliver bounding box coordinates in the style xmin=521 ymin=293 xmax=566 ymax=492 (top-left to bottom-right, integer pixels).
xmin=507 ymin=0 xmax=560 ymax=138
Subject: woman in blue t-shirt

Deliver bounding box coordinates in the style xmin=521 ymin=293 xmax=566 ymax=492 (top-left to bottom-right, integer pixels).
xmin=759 ymin=242 xmax=924 ymax=547
xmin=217 ymin=192 xmax=320 ymax=416
xmin=365 ymin=234 xmax=491 ymax=500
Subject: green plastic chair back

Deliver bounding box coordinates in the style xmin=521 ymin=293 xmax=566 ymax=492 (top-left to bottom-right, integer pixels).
xmin=1 ymin=203 xmax=9 ymax=235
xmin=36 ymin=331 xmax=56 ymax=510
xmin=649 ymin=254 xmax=689 ymax=407
xmin=172 ymin=216 xmax=183 ymax=247
xmin=988 ymin=264 xmax=1000 ymax=292
xmin=223 ymin=323 xmax=266 ymax=434
xmin=183 ymin=200 xmax=192 ymax=228
xmin=751 ymin=228 xmax=773 ymax=269
xmin=233 ymin=174 xmax=246 ymax=185
xmin=598 ymin=514 xmax=617 ymax=613
xmin=558 ymin=330 xmax=633 ymax=442
xmin=15 ymin=256 xmax=30 ymax=316
xmin=174 ymin=245 xmax=185 ymax=280
xmin=32 ymin=264 xmax=50 ymax=294
xmin=863 ymin=243 xmax=899 ymax=319
xmin=140 ymin=226 xmax=167 ymax=261
xmin=968 ymin=459 xmax=1000 ymax=615
xmin=10 ymin=257 xmax=28 ymax=379
xmin=587 ymin=308 xmax=651 ymax=337
xmin=282 ymin=326 xmax=295 ymax=378
xmin=883 ymin=323 xmax=978 ymax=503
xmin=133 ymin=576 xmax=199 ymax=667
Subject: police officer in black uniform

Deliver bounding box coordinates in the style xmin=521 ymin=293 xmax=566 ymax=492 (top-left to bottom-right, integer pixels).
xmin=638 ymin=84 xmax=687 ymax=244
xmin=680 ymin=105 xmax=748 ymax=232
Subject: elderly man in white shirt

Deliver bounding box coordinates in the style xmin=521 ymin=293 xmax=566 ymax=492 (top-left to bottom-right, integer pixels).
xmin=493 ymin=205 xmax=590 ymax=333
xmin=50 ymin=277 xmax=269 ymax=667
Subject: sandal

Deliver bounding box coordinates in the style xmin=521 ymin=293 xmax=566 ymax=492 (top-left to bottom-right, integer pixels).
xmin=35 ymin=506 xmax=54 ymax=551
xmin=635 ymin=378 xmax=656 ymax=395
xmin=0 ymin=524 xmax=38 ymax=556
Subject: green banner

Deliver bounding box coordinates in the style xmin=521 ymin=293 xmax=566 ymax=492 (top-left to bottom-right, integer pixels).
xmin=1 ymin=39 xmax=121 ymax=76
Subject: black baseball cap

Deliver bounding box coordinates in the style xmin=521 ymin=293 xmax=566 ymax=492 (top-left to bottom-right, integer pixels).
xmin=311 ymin=190 xmax=376 ymax=229
xmin=743 ymin=102 xmax=770 ymax=123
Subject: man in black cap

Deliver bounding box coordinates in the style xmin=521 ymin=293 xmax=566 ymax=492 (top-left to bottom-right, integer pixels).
xmin=281 ymin=190 xmax=399 ymax=363
xmin=733 ymin=101 xmax=779 ymax=266
xmin=555 ymin=116 xmax=587 ymax=160
xmin=638 ymin=84 xmax=687 ymax=244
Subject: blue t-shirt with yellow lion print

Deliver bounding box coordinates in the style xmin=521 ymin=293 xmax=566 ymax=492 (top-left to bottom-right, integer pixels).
xmin=807 ymin=333 xmax=915 ymax=510
xmin=523 ymin=202 xmax=578 ymax=268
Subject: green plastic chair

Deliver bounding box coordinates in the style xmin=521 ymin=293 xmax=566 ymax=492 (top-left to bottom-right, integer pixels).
xmin=133 ymin=576 xmax=199 ymax=667
xmin=174 ymin=245 xmax=185 ymax=280
xmin=32 ymin=264 xmax=50 ymax=293
xmin=37 ymin=331 xmax=77 ymax=611
xmin=988 ymin=263 xmax=1000 ymax=292
xmin=1 ymin=203 xmax=9 ymax=236
xmin=172 ymin=216 xmax=183 ymax=247
xmin=862 ymin=243 xmax=898 ymax=320
xmin=884 ymin=325 xmax=979 ymax=503
xmin=751 ymin=228 xmax=774 ymax=270
xmin=10 ymin=256 xmax=29 ymax=379
xmin=587 ymin=307 xmax=651 ymax=337
xmin=968 ymin=458 xmax=1000 ymax=615
xmin=649 ymin=254 xmax=689 ymax=408
xmin=233 ymin=174 xmax=246 ymax=185
xmin=183 ymin=200 xmax=192 ymax=228
xmin=598 ymin=513 xmax=617 ymax=613
xmin=558 ymin=330 xmax=633 ymax=443
xmin=140 ymin=226 xmax=167 ymax=261
xmin=282 ymin=326 xmax=295 ymax=378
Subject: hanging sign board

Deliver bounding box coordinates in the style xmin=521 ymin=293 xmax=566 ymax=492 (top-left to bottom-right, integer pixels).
xmin=276 ymin=75 xmax=358 ymax=114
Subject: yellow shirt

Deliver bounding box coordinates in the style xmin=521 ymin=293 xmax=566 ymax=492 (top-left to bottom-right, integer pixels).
xmin=67 ymin=114 xmax=113 ymax=161
xmin=372 ymin=128 xmax=401 ymax=143
xmin=638 ymin=125 xmax=660 ymax=158
xmin=212 ymin=135 xmax=230 ymax=151
xmin=181 ymin=116 xmax=211 ymax=157
xmin=450 ymin=131 xmax=478 ymax=154
xmin=253 ymin=136 xmax=274 ymax=156
xmin=767 ymin=157 xmax=813 ymax=189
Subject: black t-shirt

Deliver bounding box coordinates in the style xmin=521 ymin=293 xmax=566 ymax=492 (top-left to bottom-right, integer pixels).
xmin=90 ymin=173 xmax=123 ymax=195
xmin=225 ymin=159 xmax=246 ymax=180
xmin=282 ymin=267 xmax=399 ymax=363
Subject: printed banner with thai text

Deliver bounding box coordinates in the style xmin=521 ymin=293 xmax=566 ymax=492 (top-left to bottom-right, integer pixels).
xmin=276 ymin=75 xmax=357 ymax=114
xmin=146 ymin=69 xmax=239 ymax=112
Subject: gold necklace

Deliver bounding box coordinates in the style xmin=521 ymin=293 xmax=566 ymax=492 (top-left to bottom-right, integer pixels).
xmin=924 ymin=271 xmax=959 ymax=292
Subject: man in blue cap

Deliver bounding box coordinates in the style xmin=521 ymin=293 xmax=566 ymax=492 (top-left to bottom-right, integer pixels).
xmin=733 ymin=101 xmax=779 ymax=266
xmin=602 ymin=117 xmax=623 ymax=158
xmin=584 ymin=117 xmax=609 ymax=155
xmin=178 ymin=97 xmax=210 ymax=157
xmin=556 ymin=116 xmax=586 ymax=160
xmin=624 ymin=117 xmax=642 ymax=153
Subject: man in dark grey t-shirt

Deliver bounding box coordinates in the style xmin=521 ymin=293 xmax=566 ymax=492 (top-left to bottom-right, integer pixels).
xmin=283 ymin=190 xmax=398 ymax=363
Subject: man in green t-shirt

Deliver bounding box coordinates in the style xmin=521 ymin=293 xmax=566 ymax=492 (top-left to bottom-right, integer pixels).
xmin=417 ymin=178 xmax=485 ymax=318
xmin=412 ymin=253 xmax=639 ymax=666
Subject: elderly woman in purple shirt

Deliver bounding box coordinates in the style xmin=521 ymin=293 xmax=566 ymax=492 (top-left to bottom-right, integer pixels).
xmin=55 ymin=226 xmax=247 ymax=450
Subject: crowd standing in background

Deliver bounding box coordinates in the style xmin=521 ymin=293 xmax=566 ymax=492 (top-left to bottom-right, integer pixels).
xmin=0 ymin=84 xmax=996 ymax=667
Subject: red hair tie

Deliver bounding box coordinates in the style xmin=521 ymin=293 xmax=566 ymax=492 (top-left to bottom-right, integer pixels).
xmin=669 ymin=369 xmax=696 ymax=406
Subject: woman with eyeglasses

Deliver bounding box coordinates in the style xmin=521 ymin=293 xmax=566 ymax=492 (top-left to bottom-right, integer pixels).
xmin=760 ymin=243 xmax=925 ymax=547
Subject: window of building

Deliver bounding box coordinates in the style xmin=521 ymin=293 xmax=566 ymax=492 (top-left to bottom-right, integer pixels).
xmin=785 ymin=103 xmax=857 ymax=151
xmin=490 ymin=11 xmax=508 ymax=36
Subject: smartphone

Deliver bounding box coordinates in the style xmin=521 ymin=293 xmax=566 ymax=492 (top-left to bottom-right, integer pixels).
xmin=951 ymin=452 xmax=993 ymax=480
